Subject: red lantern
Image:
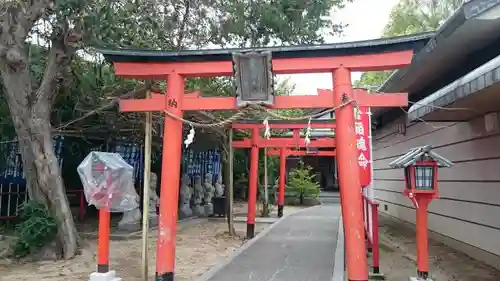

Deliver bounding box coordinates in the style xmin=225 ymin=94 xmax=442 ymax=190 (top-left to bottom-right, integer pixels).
xmin=403 ymin=160 xmax=439 ymax=199
xmin=389 ymin=145 xmax=453 ymax=281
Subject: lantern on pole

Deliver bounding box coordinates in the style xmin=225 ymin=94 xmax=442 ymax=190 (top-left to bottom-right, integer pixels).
xmin=77 ymin=151 xmax=138 ymax=281
xmin=389 ymin=145 xmax=453 ymax=281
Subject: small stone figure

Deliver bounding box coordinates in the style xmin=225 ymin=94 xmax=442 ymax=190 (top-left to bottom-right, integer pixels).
xmin=214 ymin=172 xmax=225 ymax=198
xmin=118 ymin=172 xmax=159 ymax=231
xmin=179 ymin=174 xmax=193 ymax=219
xmin=203 ymin=172 xmax=215 ymax=216
xmin=148 ymin=172 xmax=160 ymax=226
xmin=117 ymin=198 xmax=142 ymax=232
xmin=192 ymin=175 xmax=205 ymax=216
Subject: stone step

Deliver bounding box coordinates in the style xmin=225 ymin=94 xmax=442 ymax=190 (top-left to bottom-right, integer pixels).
xmin=319 ymin=192 xmax=341 ymax=204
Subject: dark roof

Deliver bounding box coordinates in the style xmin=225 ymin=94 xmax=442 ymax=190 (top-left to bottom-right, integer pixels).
xmin=388 ymin=145 xmax=453 ymax=168
xmin=376 ymin=0 xmax=500 ymax=124
xmin=96 ymin=32 xmax=433 ymax=63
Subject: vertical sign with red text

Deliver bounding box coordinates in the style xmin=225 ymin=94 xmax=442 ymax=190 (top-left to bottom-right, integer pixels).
xmin=354 ymin=106 xmax=372 ymax=187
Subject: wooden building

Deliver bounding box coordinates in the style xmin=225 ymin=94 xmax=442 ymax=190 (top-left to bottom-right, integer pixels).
xmin=372 ymin=1 xmax=500 ymax=270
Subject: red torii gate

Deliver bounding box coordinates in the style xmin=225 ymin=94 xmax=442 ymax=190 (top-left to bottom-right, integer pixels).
xmin=232 ymin=120 xmax=336 ymax=222
xmin=99 ymin=44 xmax=413 ymax=281
xmin=266 ymin=147 xmax=336 ymax=216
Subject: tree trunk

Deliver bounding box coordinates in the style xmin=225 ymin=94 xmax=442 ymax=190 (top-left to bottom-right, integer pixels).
xmin=1 ymin=68 xmax=79 ymax=259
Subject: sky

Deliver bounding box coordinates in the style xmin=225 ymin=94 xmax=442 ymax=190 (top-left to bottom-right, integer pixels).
xmin=280 ymin=0 xmax=399 ymax=94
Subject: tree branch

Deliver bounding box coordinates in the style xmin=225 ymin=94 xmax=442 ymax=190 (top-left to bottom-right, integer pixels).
xmin=55 ymin=84 xmax=152 ymax=130
xmin=24 ymin=0 xmax=55 ymax=30
xmin=36 ymin=18 xmax=85 ymax=106
xmin=176 ymin=0 xmax=191 ymax=50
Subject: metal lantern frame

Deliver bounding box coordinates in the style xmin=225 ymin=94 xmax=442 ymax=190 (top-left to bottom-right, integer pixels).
xmin=389 ymin=145 xmax=453 ymax=198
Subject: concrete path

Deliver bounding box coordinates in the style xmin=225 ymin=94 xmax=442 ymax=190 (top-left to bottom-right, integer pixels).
xmin=198 ymin=204 xmax=342 ymax=281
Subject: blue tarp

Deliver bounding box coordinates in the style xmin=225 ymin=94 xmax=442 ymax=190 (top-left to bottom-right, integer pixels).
xmin=0 ymin=136 xmax=64 ymax=184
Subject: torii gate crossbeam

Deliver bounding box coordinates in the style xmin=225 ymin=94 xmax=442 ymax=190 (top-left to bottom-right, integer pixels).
xmin=232 ymin=122 xmax=336 ymax=229
xmin=99 ymin=41 xmax=414 ymax=281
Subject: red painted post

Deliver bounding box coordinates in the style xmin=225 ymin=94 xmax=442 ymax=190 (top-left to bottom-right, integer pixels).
xmin=371 ymin=202 xmax=380 ymax=274
xmin=278 ymin=147 xmax=286 ymax=217
xmin=416 ymin=197 xmax=431 ymax=279
xmin=366 ymin=198 xmax=372 ymax=252
xmin=155 ymin=73 xmax=184 ymax=281
xmin=96 ymin=208 xmax=110 ymax=273
xmin=362 ymin=196 xmax=367 ymax=245
xmin=333 ymin=67 xmax=369 ymax=281
xmin=95 ymin=166 xmax=110 ymax=274
xmin=247 ymin=127 xmax=259 ymax=238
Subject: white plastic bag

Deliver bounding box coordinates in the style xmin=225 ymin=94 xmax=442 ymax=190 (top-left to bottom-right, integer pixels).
xmin=77 ymin=151 xmax=139 ymax=212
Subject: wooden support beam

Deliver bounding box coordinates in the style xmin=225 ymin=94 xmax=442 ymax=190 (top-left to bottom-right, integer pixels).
xmin=232 ymin=121 xmax=335 ymax=129
xmin=317 ymin=89 xmax=409 ymax=108
xmin=266 ymin=149 xmax=336 ymax=157
xmin=232 ymin=138 xmax=335 ymax=148
xmin=120 ymin=88 xmax=408 ymax=112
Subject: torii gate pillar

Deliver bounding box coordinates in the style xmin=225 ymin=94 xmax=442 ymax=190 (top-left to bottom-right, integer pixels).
xmin=278 ymin=147 xmax=286 ymax=217
xmin=247 ymin=128 xmax=259 ymax=238
xmin=156 ymin=73 xmax=184 ymax=281
xmin=334 ymin=67 xmax=369 ymax=280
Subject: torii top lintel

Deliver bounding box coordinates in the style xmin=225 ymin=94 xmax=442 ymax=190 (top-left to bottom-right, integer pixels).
xmin=105 ymin=35 xmax=429 ymax=112
xmin=97 ymin=33 xmax=429 ymax=77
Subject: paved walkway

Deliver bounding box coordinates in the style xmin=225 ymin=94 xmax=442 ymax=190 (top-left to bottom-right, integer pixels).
xmin=199 ymin=204 xmax=341 ymax=281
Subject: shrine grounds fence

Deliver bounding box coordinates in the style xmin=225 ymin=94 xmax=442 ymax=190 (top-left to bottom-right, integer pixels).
xmin=0 ymin=136 xmax=222 ymax=221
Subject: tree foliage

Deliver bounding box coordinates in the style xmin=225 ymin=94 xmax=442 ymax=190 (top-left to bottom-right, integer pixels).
xmin=11 ymin=200 xmax=58 ymax=258
xmin=286 ymin=163 xmax=320 ymax=205
xmin=0 ymin=0 xmax=352 ymax=258
xmin=354 ymin=0 xmax=466 ymax=89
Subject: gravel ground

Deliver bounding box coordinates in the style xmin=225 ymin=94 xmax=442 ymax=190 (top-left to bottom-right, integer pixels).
xmin=0 ymin=202 xmax=304 ymax=281
xmin=376 ymin=214 xmax=500 ymax=281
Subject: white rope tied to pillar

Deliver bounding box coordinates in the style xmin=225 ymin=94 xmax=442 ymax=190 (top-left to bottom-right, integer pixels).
xmin=184 ymin=125 xmax=195 ymax=148
xmin=263 ymin=118 xmax=271 ymax=139
xmin=304 ymin=118 xmax=312 ymax=146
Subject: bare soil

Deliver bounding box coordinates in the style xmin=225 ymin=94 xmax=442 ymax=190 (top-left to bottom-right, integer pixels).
xmin=0 ymin=202 xmax=303 ymax=281
xmin=377 ymin=214 xmax=500 ymax=281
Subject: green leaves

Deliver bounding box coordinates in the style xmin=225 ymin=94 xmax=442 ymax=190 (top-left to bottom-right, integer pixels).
xmin=287 ymin=163 xmax=320 ymax=200
xmin=354 ymin=0 xmax=466 ymax=89
xmin=217 ymin=0 xmax=347 ymax=47
xmin=384 ymin=0 xmax=464 ymax=37
xmin=11 ymin=200 xmax=58 ymax=258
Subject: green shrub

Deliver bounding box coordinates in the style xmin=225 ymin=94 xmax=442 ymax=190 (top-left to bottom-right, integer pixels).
xmin=11 ymin=200 xmax=58 ymax=258
xmin=286 ymin=164 xmax=320 ymax=205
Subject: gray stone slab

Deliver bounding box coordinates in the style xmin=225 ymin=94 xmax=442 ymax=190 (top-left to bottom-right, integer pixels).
xmin=200 ymin=205 xmax=341 ymax=281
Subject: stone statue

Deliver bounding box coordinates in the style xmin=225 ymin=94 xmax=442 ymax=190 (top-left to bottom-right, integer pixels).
xmin=214 ymin=172 xmax=225 ymax=198
xmin=192 ymin=175 xmax=205 ymax=216
xmin=203 ymin=172 xmax=215 ymax=216
xmin=117 ymin=208 xmax=141 ymax=231
xmin=117 ymin=172 xmax=159 ymax=231
xmin=117 ymin=194 xmax=141 ymax=232
xmin=179 ymin=174 xmax=193 ymax=219
xmin=148 ymin=172 xmax=160 ymax=226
